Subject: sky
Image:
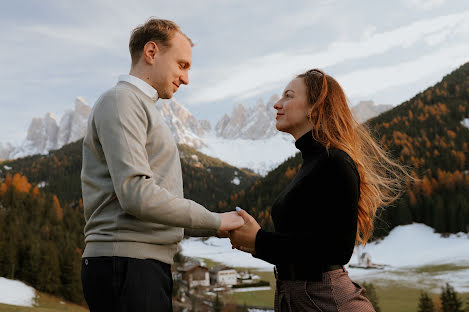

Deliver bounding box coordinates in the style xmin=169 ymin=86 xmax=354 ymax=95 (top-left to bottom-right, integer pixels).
xmin=1 ymin=0 xmax=469 ymax=144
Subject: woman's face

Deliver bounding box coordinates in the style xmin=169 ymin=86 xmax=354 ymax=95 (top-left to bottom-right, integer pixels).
xmin=273 ymin=77 xmax=312 ymax=139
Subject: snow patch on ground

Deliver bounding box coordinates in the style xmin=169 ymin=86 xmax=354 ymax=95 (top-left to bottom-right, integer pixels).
xmin=346 ymin=223 xmax=469 ymax=292
xmin=180 ymin=237 xmax=274 ymax=271
xmin=37 ymin=181 xmax=47 ymax=188
xmin=200 ymin=133 xmax=297 ymax=175
xmin=461 ymin=118 xmax=469 ymax=129
xmin=350 ymin=223 xmax=469 ymax=268
xmin=181 ymin=224 xmax=469 ymax=292
xmin=0 ymin=277 xmax=36 ymax=307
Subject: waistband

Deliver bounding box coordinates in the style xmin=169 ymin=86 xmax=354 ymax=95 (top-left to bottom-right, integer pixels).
xmin=274 ymin=264 xmax=345 ymax=281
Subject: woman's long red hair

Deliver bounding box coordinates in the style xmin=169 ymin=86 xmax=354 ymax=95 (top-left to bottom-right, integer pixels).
xmin=298 ymin=69 xmax=411 ymax=244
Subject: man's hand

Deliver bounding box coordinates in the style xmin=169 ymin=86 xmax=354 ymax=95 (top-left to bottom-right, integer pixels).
xmin=218 ymin=211 xmax=245 ymax=231
xmin=229 ymin=208 xmax=260 ymax=251
xmin=216 ymin=230 xmax=229 ymax=238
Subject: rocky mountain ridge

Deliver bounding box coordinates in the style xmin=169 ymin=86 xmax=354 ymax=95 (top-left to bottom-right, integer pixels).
xmin=0 ymin=94 xmax=391 ymax=165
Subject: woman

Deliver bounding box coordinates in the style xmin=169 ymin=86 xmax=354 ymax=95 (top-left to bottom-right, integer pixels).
xmin=229 ymin=69 xmax=409 ymax=311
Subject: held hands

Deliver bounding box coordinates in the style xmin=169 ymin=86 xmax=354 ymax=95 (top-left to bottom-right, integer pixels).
xmin=218 ymin=211 xmax=244 ymax=232
xmin=229 ymin=208 xmax=260 ymax=254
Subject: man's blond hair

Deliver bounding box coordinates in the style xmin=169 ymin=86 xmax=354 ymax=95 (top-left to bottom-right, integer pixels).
xmin=129 ymin=18 xmax=193 ymax=65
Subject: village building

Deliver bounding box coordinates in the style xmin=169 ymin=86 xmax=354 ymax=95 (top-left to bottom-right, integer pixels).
xmin=209 ymin=266 xmax=237 ymax=286
xmin=177 ymin=262 xmax=210 ymax=288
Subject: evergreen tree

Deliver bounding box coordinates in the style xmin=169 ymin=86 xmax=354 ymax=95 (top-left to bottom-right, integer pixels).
xmin=213 ymin=292 xmax=223 ymax=312
xmin=361 ymin=282 xmax=381 ymax=312
xmin=59 ymin=246 xmax=82 ymax=303
xmin=418 ymin=291 xmax=435 ymax=312
xmin=440 ymin=283 xmax=463 ymax=312
xmin=36 ymin=242 xmax=61 ymax=294
xmin=433 ymin=195 xmax=446 ymax=233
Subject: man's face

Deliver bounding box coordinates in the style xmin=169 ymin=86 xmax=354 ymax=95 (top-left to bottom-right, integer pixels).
xmin=152 ymin=32 xmax=192 ymax=99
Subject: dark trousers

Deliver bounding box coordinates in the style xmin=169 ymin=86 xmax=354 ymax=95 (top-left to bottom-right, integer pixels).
xmin=81 ymin=256 xmax=173 ymax=312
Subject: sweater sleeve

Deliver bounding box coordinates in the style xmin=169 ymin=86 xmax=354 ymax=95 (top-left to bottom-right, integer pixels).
xmin=183 ymin=228 xmax=218 ymax=237
xmin=93 ymin=89 xmax=221 ymax=230
xmin=253 ymin=151 xmax=360 ymax=265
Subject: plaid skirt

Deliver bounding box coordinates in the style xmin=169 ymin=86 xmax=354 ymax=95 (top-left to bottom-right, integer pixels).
xmin=274 ymin=266 xmax=375 ymax=312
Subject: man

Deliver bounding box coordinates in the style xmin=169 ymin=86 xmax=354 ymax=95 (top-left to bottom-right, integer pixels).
xmin=80 ymin=18 xmax=243 ymax=311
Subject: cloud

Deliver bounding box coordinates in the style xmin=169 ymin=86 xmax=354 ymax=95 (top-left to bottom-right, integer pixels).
xmin=405 ymin=0 xmax=446 ymax=10
xmin=188 ymin=9 xmax=469 ymax=105
xmin=25 ymin=24 xmax=123 ymax=51
xmin=337 ymin=43 xmax=469 ymax=99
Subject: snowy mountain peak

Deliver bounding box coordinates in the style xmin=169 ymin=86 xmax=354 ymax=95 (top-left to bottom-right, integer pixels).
xmin=156 ymin=99 xmax=207 ymax=148
xmin=27 ymin=113 xmax=58 ymax=151
xmin=214 ymin=96 xmax=279 ymax=140
xmin=57 ymin=97 xmax=91 ymax=147
xmin=74 ymin=96 xmax=91 ymax=117
xmin=6 ymin=97 xmax=91 ymax=159
xmin=351 ymin=100 xmax=393 ymax=123
xmin=45 ymin=112 xmax=57 ymax=121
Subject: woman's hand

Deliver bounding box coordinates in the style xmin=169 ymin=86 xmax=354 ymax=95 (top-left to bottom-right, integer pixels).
xmin=229 ymin=208 xmax=260 ymax=253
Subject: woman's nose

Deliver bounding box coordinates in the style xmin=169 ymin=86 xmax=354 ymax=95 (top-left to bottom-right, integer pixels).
xmin=273 ymin=100 xmax=282 ymax=110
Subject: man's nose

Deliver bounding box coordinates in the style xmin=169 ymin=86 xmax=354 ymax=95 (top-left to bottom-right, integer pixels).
xmin=181 ymin=72 xmax=189 ymax=85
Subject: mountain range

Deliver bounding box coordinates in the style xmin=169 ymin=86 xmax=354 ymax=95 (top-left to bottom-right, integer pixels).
xmin=0 ymin=92 xmax=391 ymax=174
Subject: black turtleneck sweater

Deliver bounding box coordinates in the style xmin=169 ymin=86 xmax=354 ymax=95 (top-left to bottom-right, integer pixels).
xmin=254 ymin=131 xmax=360 ymax=269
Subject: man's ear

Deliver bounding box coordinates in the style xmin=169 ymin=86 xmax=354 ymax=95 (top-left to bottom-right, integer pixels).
xmin=142 ymin=41 xmax=159 ymax=65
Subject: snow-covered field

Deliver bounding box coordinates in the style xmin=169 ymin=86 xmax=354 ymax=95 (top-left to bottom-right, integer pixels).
xmin=0 ymin=277 xmax=35 ymax=307
xmin=200 ymin=133 xmax=297 ymax=176
xmin=181 ymin=235 xmax=274 ymax=271
xmin=348 ymin=223 xmax=469 ymax=293
xmin=181 ymin=223 xmax=469 ymax=293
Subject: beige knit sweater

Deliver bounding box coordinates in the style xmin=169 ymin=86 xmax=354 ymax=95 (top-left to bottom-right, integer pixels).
xmin=81 ymin=81 xmax=221 ymax=264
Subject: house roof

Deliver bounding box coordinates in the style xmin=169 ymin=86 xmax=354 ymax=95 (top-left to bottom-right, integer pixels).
xmin=177 ymin=262 xmax=209 ymax=273
xmin=209 ymin=265 xmax=235 ymax=273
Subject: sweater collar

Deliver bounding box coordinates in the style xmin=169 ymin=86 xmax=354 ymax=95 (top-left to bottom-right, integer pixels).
xmin=294 ymin=130 xmax=324 ymax=160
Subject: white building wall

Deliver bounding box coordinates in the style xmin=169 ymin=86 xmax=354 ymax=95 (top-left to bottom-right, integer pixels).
xmin=189 ymin=272 xmax=210 ymax=288
xmin=217 ymin=270 xmax=237 ymax=286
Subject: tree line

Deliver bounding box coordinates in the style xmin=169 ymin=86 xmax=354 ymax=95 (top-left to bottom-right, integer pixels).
xmin=0 ymin=173 xmax=85 ymax=304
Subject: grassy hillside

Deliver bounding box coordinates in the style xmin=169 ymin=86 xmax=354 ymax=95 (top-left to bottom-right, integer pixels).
xmin=0 ymin=290 xmax=88 ymax=311
xmin=0 ymin=140 xmax=260 ymax=210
